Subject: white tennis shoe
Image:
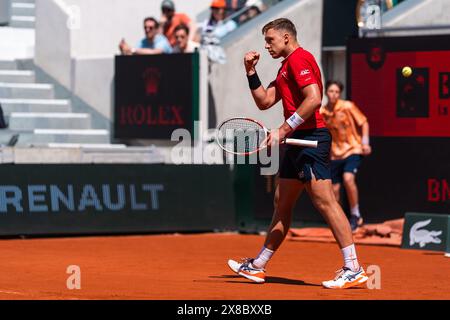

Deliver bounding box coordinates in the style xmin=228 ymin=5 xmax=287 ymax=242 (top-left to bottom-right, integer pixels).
xmin=322 ymin=266 xmax=368 ymax=289
xmin=228 ymin=258 xmax=266 ymax=283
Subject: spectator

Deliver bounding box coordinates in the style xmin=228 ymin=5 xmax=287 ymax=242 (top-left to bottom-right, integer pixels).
xmin=238 ymin=5 xmax=262 ymax=24
xmin=383 ymin=0 xmax=404 ymax=11
xmin=160 ymin=0 xmax=195 ymax=47
xmin=119 ymin=17 xmax=172 ymax=55
xmin=246 ymin=0 xmax=267 ymax=11
xmin=173 ymin=24 xmax=200 ymax=53
xmin=195 ymin=0 xmax=237 ymax=44
xmin=226 ymin=0 xmax=247 ymax=17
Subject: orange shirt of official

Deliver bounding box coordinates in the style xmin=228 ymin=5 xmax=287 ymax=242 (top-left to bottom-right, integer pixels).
xmin=320 ymin=99 xmax=367 ymax=160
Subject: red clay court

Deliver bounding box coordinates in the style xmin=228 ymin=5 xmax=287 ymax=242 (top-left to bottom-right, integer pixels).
xmin=0 ymin=233 xmax=448 ymax=300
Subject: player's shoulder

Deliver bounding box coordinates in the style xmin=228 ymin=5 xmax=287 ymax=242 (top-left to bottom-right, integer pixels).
xmin=288 ymin=48 xmax=317 ymax=68
xmin=287 ymin=48 xmax=311 ymax=68
xmin=294 ymin=47 xmax=317 ymax=61
xmin=298 ymin=47 xmax=314 ymax=56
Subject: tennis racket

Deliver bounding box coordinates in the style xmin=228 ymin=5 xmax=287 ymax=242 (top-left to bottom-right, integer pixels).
xmin=216 ymin=117 xmax=318 ymax=156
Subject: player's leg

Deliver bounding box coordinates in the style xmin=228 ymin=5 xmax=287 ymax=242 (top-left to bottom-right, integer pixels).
xmin=330 ymin=158 xmax=344 ymax=204
xmin=228 ymin=178 xmax=304 ymax=283
xmin=342 ymin=155 xmax=364 ymax=230
xmin=261 ymin=178 xmax=304 ymax=251
xmin=299 ymin=128 xmax=367 ymax=288
xmin=305 ymin=178 xmax=354 ymax=249
xmin=343 ymin=172 xmax=358 ymax=209
xmin=333 ymin=183 xmax=341 ymax=203
xmin=228 ymin=144 xmax=304 ymax=283
xmin=305 ymin=178 xmax=368 ymax=288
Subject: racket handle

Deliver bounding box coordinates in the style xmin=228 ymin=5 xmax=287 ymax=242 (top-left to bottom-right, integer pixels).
xmin=285 ymin=138 xmax=318 ymax=148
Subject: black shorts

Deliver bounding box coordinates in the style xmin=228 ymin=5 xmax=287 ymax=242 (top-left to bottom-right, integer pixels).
xmin=331 ymin=154 xmax=363 ymax=184
xmin=279 ymin=128 xmax=332 ymax=182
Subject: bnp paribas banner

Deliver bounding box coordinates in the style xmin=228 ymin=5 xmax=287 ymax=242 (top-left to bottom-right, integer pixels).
xmin=401 ymin=212 xmax=450 ymax=252
xmin=0 ymin=164 xmax=235 ymax=236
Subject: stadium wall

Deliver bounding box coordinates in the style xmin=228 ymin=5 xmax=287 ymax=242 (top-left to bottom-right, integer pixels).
xmin=383 ymin=0 xmax=450 ymax=28
xmin=35 ymin=0 xmax=72 ymax=89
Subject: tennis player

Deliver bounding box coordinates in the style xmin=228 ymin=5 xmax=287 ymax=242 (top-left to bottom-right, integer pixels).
xmin=227 ymin=18 xmax=368 ymax=289
xmin=320 ymin=81 xmax=372 ymax=231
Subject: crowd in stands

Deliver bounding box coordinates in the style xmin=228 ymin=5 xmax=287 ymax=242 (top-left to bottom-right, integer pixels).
xmin=119 ymin=0 xmax=279 ymax=59
xmin=380 ymin=0 xmax=405 ymax=12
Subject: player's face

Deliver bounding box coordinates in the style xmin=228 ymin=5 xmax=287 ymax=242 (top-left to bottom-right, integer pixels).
xmin=264 ymin=28 xmax=288 ymax=59
xmin=326 ymin=84 xmax=341 ymax=104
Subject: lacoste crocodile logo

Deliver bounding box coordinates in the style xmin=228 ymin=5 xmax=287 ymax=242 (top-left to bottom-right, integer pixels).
xmin=409 ymin=219 xmax=442 ymax=248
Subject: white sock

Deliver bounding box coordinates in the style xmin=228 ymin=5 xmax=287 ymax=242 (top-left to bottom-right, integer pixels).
xmin=341 ymin=244 xmax=360 ymax=272
xmin=351 ymin=205 xmax=361 ymax=218
xmin=252 ymin=246 xmax=274 ymax=269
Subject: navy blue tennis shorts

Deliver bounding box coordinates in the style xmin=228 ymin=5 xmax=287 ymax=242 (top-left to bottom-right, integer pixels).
xmin=279 ymin=128 xmax=332 ymax=182
xmin=330 ymin=154 xmax=363 ymax=184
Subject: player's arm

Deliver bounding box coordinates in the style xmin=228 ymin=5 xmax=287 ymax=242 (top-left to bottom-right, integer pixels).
xmin=361 ymin=121 xmax=369 ymax=142
xmin=244 ymin=51 xmax=280 ymax=110
xmin=249 ymin=80 xmax=279 ymax=110
xmin=350 ymin=102 xmax=372 ymax=155
xmin=276 ymin=84 xmax=322 ymax=140
xmin=134 ymin=48 xmax=164 ymax=55
xmin=361 ymin=121 xmax=371 ymax=155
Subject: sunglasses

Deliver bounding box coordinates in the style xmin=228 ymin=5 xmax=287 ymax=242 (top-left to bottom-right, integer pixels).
xmin=145 ymin=26 xmax=156 ymax=31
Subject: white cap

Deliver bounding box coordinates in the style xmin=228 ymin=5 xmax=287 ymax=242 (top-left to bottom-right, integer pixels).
xmin=246 ymin=0 xmax=263 ymax=8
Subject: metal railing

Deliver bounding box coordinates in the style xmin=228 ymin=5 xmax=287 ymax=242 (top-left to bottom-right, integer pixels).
xmin=360 ymin=24 xmax=450 ymax=37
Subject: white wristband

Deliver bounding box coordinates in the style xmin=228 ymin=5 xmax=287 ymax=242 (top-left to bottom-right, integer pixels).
xmin=362 ymin=136 xmax=370 ymax=145
xmin=286 ymin=112 xmax=305 ymax=130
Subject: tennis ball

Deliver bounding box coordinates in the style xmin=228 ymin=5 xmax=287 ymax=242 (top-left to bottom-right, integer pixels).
xmin=402 ymin=66 xmax=413 ymax=77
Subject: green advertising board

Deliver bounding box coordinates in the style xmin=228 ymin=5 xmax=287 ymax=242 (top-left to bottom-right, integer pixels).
xmin=0 ymin=164 xmax=235 ymax=236
xmin=401 ymin=212 xmax=450 ymax=252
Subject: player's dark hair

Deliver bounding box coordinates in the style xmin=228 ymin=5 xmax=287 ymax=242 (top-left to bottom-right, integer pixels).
xmin=144 ymin=17 xmax=159 ymax=29
xmin=262 ymin=18 xmax=297 ymax=39
xmin=325 ymin=80 xmax=344 ymax=92
xmin=174 ymin=23 xmax=190 ymax=36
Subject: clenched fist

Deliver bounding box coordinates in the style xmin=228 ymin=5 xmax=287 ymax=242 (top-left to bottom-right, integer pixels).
xmin=244 ymin=51 xmax=260 ymax=75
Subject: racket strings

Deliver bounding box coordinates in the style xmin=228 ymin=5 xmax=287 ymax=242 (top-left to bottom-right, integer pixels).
xmin=217 ymin=119 xmax=266 ymax=154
